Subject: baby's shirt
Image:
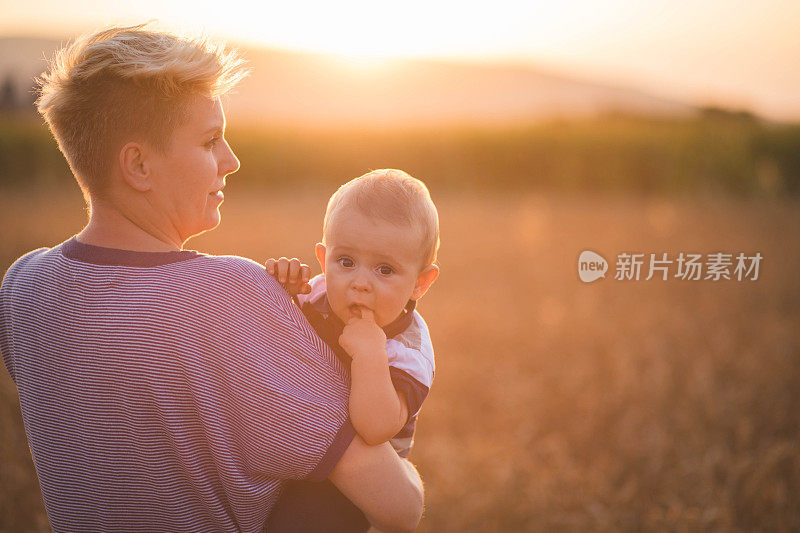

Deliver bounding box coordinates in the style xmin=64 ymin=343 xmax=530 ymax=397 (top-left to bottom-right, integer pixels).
xmin=297 ymin=275 xmax=435 ymax=457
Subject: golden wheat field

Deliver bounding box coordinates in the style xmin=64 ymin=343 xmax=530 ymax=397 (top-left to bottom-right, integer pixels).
xmin=1 ymin=187 xmax=799 ymax=531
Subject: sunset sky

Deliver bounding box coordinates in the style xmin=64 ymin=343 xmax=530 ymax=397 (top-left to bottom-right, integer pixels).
xmin=1 ymin=0 xmax=798 ymax=120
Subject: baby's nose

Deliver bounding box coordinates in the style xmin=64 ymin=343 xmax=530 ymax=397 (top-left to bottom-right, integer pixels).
xmin=351 ymin=270 xmax=371 ymax=291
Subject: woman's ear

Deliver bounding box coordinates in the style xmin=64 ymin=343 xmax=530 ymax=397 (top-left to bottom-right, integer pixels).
xmin=411 ymin=264 xmax=440 ymax=300
xmin=119 ymin=142 xmax=152 ymax=192
xmin=315 ymin=243 xmax=327 ymax=274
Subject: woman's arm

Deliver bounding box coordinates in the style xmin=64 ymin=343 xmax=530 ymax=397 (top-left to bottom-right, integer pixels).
xmin=328 ymin=435 xmax=424 ymax=533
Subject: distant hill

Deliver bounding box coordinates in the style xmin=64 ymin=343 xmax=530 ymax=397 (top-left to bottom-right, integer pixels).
xmin=0 ymin=36 xmax=696 ymax=126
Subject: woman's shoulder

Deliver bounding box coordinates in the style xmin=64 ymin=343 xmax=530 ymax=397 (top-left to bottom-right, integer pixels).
xmin=191 ymin=253 xmax=268 ymax=279
xmin=181 ymin=254 xmax=286 ymax=298
xmin=2 ymin=246 xmax=57 ymax=289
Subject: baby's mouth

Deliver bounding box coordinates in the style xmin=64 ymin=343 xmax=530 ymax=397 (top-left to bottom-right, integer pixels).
xmin=348 ymin=304 xmax=369 ymax=319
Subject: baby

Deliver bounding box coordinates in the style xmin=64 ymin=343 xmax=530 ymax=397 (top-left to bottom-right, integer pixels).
xmin=265 ymin=169 xmax=440 ymax=531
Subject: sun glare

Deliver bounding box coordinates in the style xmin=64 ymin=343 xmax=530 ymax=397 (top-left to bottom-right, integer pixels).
xmin=327 ymin=53 xmax=395 ymax=75
xmin=1 ymin=0 xmax=798 ymax=119
xmin=151 ymin=0 xmax=529 ymax=61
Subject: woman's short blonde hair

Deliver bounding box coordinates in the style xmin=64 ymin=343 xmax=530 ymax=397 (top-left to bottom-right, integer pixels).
xmin=36 ymin=23 xmax=249 ymax=195
xmin=323 ymin=169 xmax=440 ymax=267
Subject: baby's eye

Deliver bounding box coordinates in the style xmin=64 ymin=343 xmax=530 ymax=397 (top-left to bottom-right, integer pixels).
xmin=338 ymin=257 xmax=355 ymax=268
xmin=377 ymin=265 xmax=394 ymax=276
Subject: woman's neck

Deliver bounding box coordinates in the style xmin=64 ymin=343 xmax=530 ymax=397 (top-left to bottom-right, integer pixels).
xmin=77 ymin=197 xmax=183 ymax=252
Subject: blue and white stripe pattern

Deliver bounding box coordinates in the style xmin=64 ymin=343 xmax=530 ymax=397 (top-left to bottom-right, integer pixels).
xmin=0 ymin=238 xmax=354 ymax=532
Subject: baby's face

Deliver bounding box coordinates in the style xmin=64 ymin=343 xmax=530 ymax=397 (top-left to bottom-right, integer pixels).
xmin=317 ymin=210 xmax=425 ymax=328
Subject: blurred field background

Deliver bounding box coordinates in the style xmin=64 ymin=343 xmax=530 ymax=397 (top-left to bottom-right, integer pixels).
xmin=2 ymin=111 xmax=800 ymax=196
xmin=2 ymin=155 xmax=799 ymax=531
xmin=3 ymin=5 xmax=800 ymax=530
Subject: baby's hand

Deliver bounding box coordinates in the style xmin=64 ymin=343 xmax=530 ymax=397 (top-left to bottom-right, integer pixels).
xmin=265 ymin=257 xmax=312 ymax=295
xmin=339 ymin=308 xmax=387 ymax=361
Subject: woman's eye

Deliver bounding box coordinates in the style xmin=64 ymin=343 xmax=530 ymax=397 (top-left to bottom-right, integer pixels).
xmin=205 ymin=138 xmax=219 ymax=149
xmin=338 ymin=257 xmax=354 ymax=268
xmin=377 ymin=265 xmax=394 ymax=275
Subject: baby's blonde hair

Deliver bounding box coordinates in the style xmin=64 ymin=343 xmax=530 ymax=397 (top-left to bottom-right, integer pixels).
xmin=323 ymin=169 xmax=440 ymax=267
xmin=36 ymin=22 xmax=250 ymax=195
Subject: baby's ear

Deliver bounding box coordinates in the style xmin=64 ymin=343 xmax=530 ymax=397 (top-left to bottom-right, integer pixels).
xmin=411 ymin=265 xmax=439 ymax=301
xmin=315 ymin=243 xmax=327 ymax=274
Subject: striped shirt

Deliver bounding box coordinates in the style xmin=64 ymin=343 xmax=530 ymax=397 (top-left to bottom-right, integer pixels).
xmin=0 ymin=237 xmax=355 ymax=533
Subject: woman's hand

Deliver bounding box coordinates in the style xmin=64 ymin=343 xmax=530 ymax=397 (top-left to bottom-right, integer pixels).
xmin=265 ymin=257 xmax=312 ymax=295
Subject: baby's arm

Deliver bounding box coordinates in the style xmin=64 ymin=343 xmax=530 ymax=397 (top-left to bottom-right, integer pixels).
xmin=266 ymin=258 xmax=409 ymax=444
xmin=339 ymin=309 xmax=410 ymax=446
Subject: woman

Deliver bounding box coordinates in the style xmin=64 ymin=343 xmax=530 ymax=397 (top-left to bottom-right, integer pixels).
xmin=0 ymin=24 xmax=423 ymax=532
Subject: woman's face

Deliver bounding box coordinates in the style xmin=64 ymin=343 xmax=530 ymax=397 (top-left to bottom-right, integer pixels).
xmin=147 ymin=96 xmax=240 ymax=243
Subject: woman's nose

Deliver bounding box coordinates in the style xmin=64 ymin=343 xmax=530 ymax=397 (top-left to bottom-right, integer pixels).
xmin=220 ymin=139 xmax=240 ymax=175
